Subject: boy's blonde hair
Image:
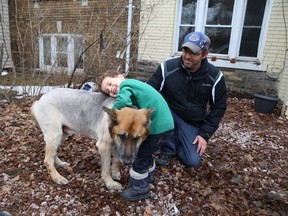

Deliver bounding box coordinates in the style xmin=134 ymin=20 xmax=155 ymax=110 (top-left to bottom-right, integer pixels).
xmin=98 ymin=70 xmax=121 ymax=94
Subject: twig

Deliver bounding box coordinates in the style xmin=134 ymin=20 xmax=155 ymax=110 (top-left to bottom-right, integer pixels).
xmin=67 ymin=24 xmax=107 ymax=88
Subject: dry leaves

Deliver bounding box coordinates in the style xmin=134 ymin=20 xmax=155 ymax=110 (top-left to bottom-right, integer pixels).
xmin=0 ymin=95 xmax=287 ymax=215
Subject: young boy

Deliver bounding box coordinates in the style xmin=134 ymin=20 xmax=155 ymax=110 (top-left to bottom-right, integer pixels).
xmin=98 ymin=71 xmax=174 ymax=201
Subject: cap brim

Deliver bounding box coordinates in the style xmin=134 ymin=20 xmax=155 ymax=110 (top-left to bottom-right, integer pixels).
xmin=181 ymin=42 xmax=202 ymax=53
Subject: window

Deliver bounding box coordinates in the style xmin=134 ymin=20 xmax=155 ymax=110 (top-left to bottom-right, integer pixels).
xmin=239 ymin=0 xmax=267 ymax=57
xmin=82 ymin=0 xmax=88 ymax=6
xmin=177 ymin=0 xmax=272 ymax=69
xmin=39 ymin=34 xmax=84 ymax=73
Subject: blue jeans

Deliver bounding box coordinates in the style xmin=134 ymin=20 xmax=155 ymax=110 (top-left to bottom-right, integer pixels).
xmin=132 ymin=130 xmax=174 ymax=174
xmin=160 ymin=110 xmax=202 ymax=168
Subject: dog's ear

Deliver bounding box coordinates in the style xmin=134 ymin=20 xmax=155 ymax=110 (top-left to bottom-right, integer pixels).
xmin=146 ymin=108 xmax=154 ymax=119
xmin=102 ymin=106 xmax=117 ymax=122
xmin=141 ymin=108 xmax=154 ymax=133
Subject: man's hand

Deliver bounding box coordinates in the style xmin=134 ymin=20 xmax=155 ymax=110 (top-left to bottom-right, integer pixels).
xmin=193 ymin=135 xmax=207 ymax=156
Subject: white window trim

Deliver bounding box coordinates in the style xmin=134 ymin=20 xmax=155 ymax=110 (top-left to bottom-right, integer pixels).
xmin=175 ymin=0 xmax=273 ymax=71
xmin=39 ymin=33 xmax=84 ymax=74
xmin=82 ymin=0 xmax=88 ymax=6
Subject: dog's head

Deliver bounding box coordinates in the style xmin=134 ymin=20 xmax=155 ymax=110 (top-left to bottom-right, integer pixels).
xmin=103 ymin=106 xmax=154 ymax=164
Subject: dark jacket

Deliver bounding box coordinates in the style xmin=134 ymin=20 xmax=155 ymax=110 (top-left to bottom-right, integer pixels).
xmin=147 ymin=56 xmax=227 ymax=141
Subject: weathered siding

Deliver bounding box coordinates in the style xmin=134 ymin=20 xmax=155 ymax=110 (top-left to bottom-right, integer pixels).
xmin=0 ymin=0 xmax=13 ymax=69
xmin=138 ymin=0 xmax=177 ymax=62
xmin=264 ymin=0 xmax=288 ymax=104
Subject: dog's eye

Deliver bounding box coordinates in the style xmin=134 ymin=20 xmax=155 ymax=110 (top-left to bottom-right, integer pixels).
xmin=117 ymin=134 xmax=126 ymax=140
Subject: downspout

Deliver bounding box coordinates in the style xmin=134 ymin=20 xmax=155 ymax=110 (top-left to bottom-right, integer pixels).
xmin=125 ymin=0 xmax=133 ymax=74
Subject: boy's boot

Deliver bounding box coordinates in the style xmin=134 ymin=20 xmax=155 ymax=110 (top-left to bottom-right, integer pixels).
xmin=147 ymin=160 xmax=156 ymax=183
xmin=120 ymin=168 xmax=150 ymax=201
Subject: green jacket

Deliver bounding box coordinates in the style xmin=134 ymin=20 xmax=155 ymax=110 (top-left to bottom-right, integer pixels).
xmin=112 ymin=79 xmax=174 ymax=135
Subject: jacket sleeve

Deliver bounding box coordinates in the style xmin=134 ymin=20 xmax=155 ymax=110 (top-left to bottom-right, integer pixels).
xmin=197 ymin=75 xmax=227 ymax=141
xmin=146 ymin=64 xmax=164 ymax=91
xmin=112 ymin=86 xmax=133 ymax=110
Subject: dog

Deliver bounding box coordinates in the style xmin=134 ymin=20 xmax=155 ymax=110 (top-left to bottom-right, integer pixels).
xmin=30 ymin=88 xmax=153 ymax=190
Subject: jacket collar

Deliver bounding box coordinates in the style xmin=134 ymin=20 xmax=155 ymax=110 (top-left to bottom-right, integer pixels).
xmin=180 ymin=57 xmax=209 ymax=79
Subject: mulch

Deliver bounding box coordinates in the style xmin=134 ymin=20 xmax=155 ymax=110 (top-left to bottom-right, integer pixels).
xmin=0 ymin=94 xmax=287 ymax=215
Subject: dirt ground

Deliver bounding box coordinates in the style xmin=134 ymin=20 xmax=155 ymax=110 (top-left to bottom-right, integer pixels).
xmin=0 ymin=93 xmax=287 ymax=216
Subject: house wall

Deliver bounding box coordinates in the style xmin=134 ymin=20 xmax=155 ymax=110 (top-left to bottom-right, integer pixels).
xmin=256 ymin=0 xmax=288 ymax=116
xmin=138 ymin=0 xmax=288 ymax=105
xmin=138 ymin=0 xmax=177 ymax=62
xmin=265 ymin=0 xmax=288 ymax=107
xmin=8 ymin=0 xmax=139 ymax=75
xmin=0 ymin=0 xmax=13 ymax=69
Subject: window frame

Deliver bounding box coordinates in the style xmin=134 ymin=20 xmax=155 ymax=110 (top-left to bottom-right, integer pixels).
xmin=39 ymin=33 xmax=84 ymax=73
xmin=82 ymin=0 xmax=88 ymax=6
xmin=175 ymin=0 xmax=273 ymax=71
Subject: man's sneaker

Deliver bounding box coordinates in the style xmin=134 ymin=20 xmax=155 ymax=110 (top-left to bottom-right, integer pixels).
xmin=155 ymin=154 xmax=174 ymax=166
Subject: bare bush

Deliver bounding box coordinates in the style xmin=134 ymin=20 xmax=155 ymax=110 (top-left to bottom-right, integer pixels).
xmin=5 ymin=0 xmax=144 ymax=89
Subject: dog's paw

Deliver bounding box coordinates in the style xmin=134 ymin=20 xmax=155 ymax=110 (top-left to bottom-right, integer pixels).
xmin=57 ymin=161 xmax=70 ymax=168
xmin=52 ymin=174 xmax=69 ymax=185
xmin=55 ymin=157 xmax=70 ymax=168
xmin=106 ymin=181 xmax=123 ymax=190
xmin=112 ymin=172 xmax=121 ymax=181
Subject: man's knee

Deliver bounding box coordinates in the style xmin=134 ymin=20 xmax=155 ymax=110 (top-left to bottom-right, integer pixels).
xmin=179 ymin=154 xmax=201 ymax=168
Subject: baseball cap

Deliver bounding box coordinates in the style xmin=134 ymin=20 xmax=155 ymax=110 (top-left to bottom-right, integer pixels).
xmin=181 ymin=32 xmax=210 ymax=53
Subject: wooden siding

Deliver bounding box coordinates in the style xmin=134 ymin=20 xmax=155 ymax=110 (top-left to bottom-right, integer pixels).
xmin=138 ymin=0 xmax=177 ymax=62
xmin=265 ymin=0 xmax=288 ymax=103
xmin=0 ymin=0 xmax=13 ymax=69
